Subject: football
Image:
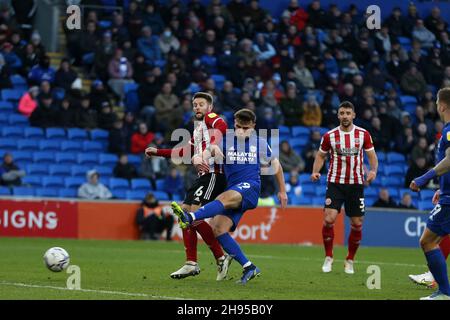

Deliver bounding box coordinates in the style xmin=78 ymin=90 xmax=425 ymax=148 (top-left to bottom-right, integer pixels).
xmin=43 ymin=247 xmax=70 ymax=272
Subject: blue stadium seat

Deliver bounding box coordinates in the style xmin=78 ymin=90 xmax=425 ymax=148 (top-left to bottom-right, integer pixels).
xmin=384 ymin=165 xmax=404 ymax=177
xmin=53 ymin=87 xmax=65 ymax=100
xmin=67 ymin=128 xmax=88 ymax=141
xmin=291 ymin=126 xmax=310 ymax=137
xmin=288 ymin=137 xmax=309 ymax=150
xmin=290 ymin=195 xmax=312 ymax=205
xmin=418 ymin=201 xmax=434 ymax=211
xmin=35 ymin=188 xmax=59 ymax=197
xmin=0 ymin=186 xmax=10 ymax=195
xmin=61 ymin=141 xmax=82 ymax=151
xmin=65 ymin=176 xmax=85 ymax=188
xmin=404 ymin=103 xmax=417 ymax=115
xmin=10 ymin=74 xmax=26 ymax=86
xmin=365 ymin=188 xmax=379 ymax=198
xmin=399 ymin=188 xmax=419 ymax=200
xmin=8 ymin=113 xmax=28 ymax=125
xmin=12 ymin=186 xmax=35 ymax=196
xmin=0 ymin=138 xmax=16 ymax=150
xmin=155 ymin=179 xmax=165 ymax=191
xmin=1 ymin=126 xmax=24 ymax=138
xmin=42 ymin=176 xmax=64 ymax=188
xmin=98 ymin=19 xmax=112 ymax=29
xmin=376 ymin=152 xmax=386 ymax=162
xmin=82 ymin=141 xmax=103 ymax=152
xmin=71 ymin=165 xmax=90 ymax=177
xmin=112 ymin=189 xmax=127 ymax=199
xmin=278 ymin=126 xmax=291 ymax=136
xmin=315 ymin=188 xmax=326 ymax=196
xmin=32 ymin=151 xmax=55 ymax=164
xmin=58 ymin=188 xmax=78 ymax=198
xmin=381 ymin=176 xmax=403 ymax=187
xmin=21 ymin=176 xmax=43 ymax=187
xmin=48 ymin=164 xmax=72 ymax=177
xmin=397 ymin=36 xmax=411 ymax=45
xmin=387 ymin=188 xmax=400 ymax=199
xmin=17 ymin=139 xmax=39 ymax=151
xmin=46 ymin=127 xmax=66 ymax=139
xmin=124 ymin=82 xmax=139 ymax=94
xmin=24 ymin=127 xmax=45 ymax=138
xmin=126 ymin=190 xmax=147 ymax=200
xmin=77 ymin=153 xmax=99 ymax=165
xmin=131 ymin=178 xmax=152 ymax=191
xmin=419 ymin=189 xmax=436 ymax=201
xmin=109 ymin=178 xmax=129 ymax=190
xmin=39 ymin=140 xmax=62 ymax=151
xmin=301 ymin=184 xmax=316 ymax=196
xmin=312 ymin=197 xmax=324 ymax=206
xmin=298 ymin=173 xmax=312 ymax=184
xmin=127 ymin=154 xmax=142 ymax=166
xmin=211 ymin=74 xmax=226 ymax=90
xmin=93 ymin=166 xmax=113 ymax=177
xmin=152 ymin=191 xmax=170 ymax=200
xmin=90 ymin=129 xmax=109 ymax=141
xmin=11 ymin=150 xmax=32 ymax=162
xmin=366 ymin=197 xmax=378 ymax=207
xmin=399 ymin=95 xmax=417 ymax=105
xmin=1 ymin=88 xmax=25 ymax=101
xmin=0 ymin=101 xmax=13 ymax=111
xmin=26 ymin=164 xmax=48 ymax=175
xmin=55 ymin=152 xmax=78 ymax=164
xmin=125 ymin=90 xmax=139 ymax=114
xmin=386 ymin=152 xmax=405 ymax=164
xmin=99 ymin=153 xmax=118 ymax=165
xmin=172 ymin=193 xmax=183 ymax=201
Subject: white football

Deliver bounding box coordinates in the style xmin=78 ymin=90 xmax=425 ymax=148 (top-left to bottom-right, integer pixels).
xmin=43 ymin=247 xmax=70 ymax=272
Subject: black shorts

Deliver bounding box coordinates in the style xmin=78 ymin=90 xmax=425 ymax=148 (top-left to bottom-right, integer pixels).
xmin=183 ymin=173 xmax=227 ymax=206
xmin=324 ymin=183 xmax=365 ymax=217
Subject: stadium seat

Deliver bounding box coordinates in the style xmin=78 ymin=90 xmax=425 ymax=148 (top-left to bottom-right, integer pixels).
xmin=21 ymin=175 xmax=43 ymax=187
xmin=278 ymin=126 xmax=291 ymax=136
xmin=418 ymin=201 xmax=434 ymax=211
xmin=55 ymin=152 xmax=78 ymax=164
xmin=1 ymin=88 xmax=25 ymax=101
xmin=17 ymin=139 xmax=39 ymax=151
xmin=312 ymin=197 xmax=324 ymax=206
xmin=126 ymin=190 xmax=147 ymax=200
xmin=35 ymin=188 xmax=59 ymax=197
xmin=24 ymin=127 xmax=45 ymax=138
xmin=384 ymin=165 xmax=404 ymax=177
xmin=71 ymin=165 xmax=90 ymax=177
xmin=404 ymin=103 xmax=417 ymax=115
xmin=12 ymin=186 xmax=35 ymax=196
xmin=315 ymin=188 xmax=326 ymax=196
xmin=48 ymin=164 xmax=72 ymax=177
xmin=301 ymin=184 xmax=316 ymax=196
xmin=125 ymin=90 xmax=139 ymax=114
xmin=290 ymin=195 xmax=312 ymax=205
xmin=112 ymin=189 xmax=127 ymax=199
xmin=46 ymin=127 xmax=66 ymax=139
xmin=299 ymin=173 xmax=312 ymax=184
xmin=39 ymin=140 xmax=62 ymax=151
xmin=67 ymin=128 xmax=88 ymax=141
xmin=98 ymin=19 xmax=112 ymax=29
xmin=152 ymin=191 xmax=170 ymax=200
xmin=419 ymin=189 xmax=436 ymax=201
xmin=288 ymin=137 xmax=309 ymax=151
xmin=155 ymin=179 xmax=165 ymax=191
xmin=10 ymin=74 xmax=26 ymax=86
xmin=386 ymin=152 xmax=405 ymax=164
xmin=42 ymin=176 xmax=64 ymax=188
xmin=131 ymin=178 xmax=152 ymax=191
xmin=58 ymin=188 xmax=78 ymax=198
xmin=90 ymin=129 xmax=109 ymax=141
xmin=65 ymin=176 xmax=85 ymax=188
xmin=399 ymin=188 xmax=419 ymax=200
xmin=0 ymin=101 xmax=13 ymax=111
xmin=127 ymin=154 xmax=142 ymax=166
xmin=77 ymin=153 xmax=99 ymax=165
xmin=32 ymin=151 xmax=55 ymax=164
xmin=366 ymin=197 xmax=378 ymax=207
xmin=93 ymin=166 xmax=113 ymax=177
xmin=61 ymin=141 xmax=82 ymax=151
xmin=376 ymin=152 xmax=386 ymax=162
xmin=26 ymin=164 xmax=48 ymax=175
xmin=291 ymin=126 xmax=310 ymax=137
xmin=11 ymin=150 xmax=32 ymax=162
xmin=1 ymin=126 xmax=24 ymax=138
xmin=109 ymin=178 xmax=129 ymax=190
xmin=124 ymin=82 xmax=139 ymax=94
xmin=365 ymin=188 xmax=379 ymax=198
xmin=381 ymin=176 xmax=403 ymax=187
xmin=53 ymin=87 xmax=65 ymax=100
xmin=0 ymin=186 xmax=10 ymax=195
xmin=211 ymin=74 xmax=226 ymax=90
xmin=82 ymin=141 xmax=104 ymax=152
xmin=0 ymin=138 xmax=16 ymax=150
xmin=387 ymin=188 xmax=400 ymax=199
xmin=8 ymin=113 xmax=29 ymax=125
xmin=99 ymin=153 xmax=118 ymax=165
xmin=399 ymin=95 xmax=417 ymax=105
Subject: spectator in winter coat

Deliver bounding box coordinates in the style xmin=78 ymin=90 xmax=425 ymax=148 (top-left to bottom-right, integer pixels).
xmin=28 ymin=55 xmax=55 ymax=85
xmin=29 ymin=93 xmax=57 ymax=128
xmin=0 ymin=153 xmax=25 ymax=187
xmin=113 ymin=154 xmax=138 ymax=181
xmin=78 ymin=170 xmax=113 ymax=200
xmin=131 ymin=122 xmax=155 ymax=154
xmin=18 ymin=86 xmax=39 ymax=117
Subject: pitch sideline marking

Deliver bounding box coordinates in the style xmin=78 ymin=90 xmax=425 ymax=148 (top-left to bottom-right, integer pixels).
xmin=0 ymin=281 xmax=189 ymax=300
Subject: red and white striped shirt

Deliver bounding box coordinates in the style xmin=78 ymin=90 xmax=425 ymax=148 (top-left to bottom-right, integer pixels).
xmin=319 ymin=125 xmax=374 ymax=185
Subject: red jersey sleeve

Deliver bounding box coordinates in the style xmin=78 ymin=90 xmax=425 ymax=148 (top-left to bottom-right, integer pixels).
xmin=204 ymin=112 xmax=227 ymax=145
xmin=155 ymin=137 xmax=194 ymax=158
xmin=363 ymin=130 xmax=375 ymax=151
xmin=319 ymin=132 xmax=331 ymax=153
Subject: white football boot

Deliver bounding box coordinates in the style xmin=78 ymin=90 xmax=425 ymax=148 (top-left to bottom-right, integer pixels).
xmin=408 ymin=271 xmax=436 ymax=288
xmin=216 ymin=255 xmax=233 ymax=281
xmin=322 ymin=256 xmax=333 ymax=273
xmin=420 ymin=291 xmax=450 ymax=300
xmin=170 ymin=262 xmax=200 ymax=279
xmin=344 ymin=259 xmax=355 ymax=274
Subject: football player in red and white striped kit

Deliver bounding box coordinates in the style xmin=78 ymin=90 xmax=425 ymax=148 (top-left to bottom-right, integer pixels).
xmin=145 ymin=92 xmax=232 ymax=280
xmin=311 ymin=101 xmax=378 ymax=274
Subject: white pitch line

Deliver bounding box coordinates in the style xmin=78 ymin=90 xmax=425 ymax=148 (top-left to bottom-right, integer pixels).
xmin=0 ymin=282 xmax=189 ymax=300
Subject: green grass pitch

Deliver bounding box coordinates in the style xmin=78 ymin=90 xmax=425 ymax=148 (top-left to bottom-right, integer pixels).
xmin=0 ymin=237 xmax=442 ymax=300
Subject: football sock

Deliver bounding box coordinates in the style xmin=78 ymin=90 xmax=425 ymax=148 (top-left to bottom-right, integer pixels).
xmin=425 ymin=248 xmax=450 ymax=295
xmin=192 ymin=200 xmax=225 ymax=221
xmin=217 ymin=233 xmax=249 ymax=267
xmin=346 ymin=223 xmax=362 ymax=261
xmin=182 ymin=227 xmax=197 ymax=263
xmin=439 ymin=235 xmax=450 ymax=260
xmin=322 ymin=223 xmax=334 ymax=258
xmin=195 ymin=220 xmax=224 ymax=260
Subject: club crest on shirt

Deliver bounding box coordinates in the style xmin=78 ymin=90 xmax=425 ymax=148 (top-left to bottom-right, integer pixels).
xmin=446 ymin=131 xmax=450 ymax=141
xmin=208 ymin=113 xmax=217 ymax=118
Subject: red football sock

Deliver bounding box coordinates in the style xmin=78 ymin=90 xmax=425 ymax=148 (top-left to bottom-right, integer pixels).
xmin=346 ymin=223 xmax=362 ymax=261
xmin=182 ymin=227 xmax=197 ymax=263
xmin=322 ymin=223 xmax=334 ymax=258
xmin=195 ymin=220 xmax=224 ymax=260
xmin=440 ymin=235 xmax=450 ymax=260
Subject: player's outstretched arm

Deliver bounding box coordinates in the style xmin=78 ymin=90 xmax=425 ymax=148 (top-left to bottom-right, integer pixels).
xmin=411 ymin=146 xmax=450 ymax=192
xmin=365 ymin=149 xmax=378 ymax=183
xmin=271 ymin=158 xmax=288 ymax=209
xmin=311 ymin=150 xmax=327 ymax=182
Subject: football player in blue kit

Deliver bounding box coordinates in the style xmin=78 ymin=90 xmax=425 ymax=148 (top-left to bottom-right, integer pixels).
xmin=410 ymin=87 xmax=450 ymax=300
xmin=172 ymin=108 xmax=288 ymax=284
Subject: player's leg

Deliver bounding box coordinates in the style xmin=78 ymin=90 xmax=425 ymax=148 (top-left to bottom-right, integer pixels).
xmin=210 ymin=215 xmax=260 ymax=284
